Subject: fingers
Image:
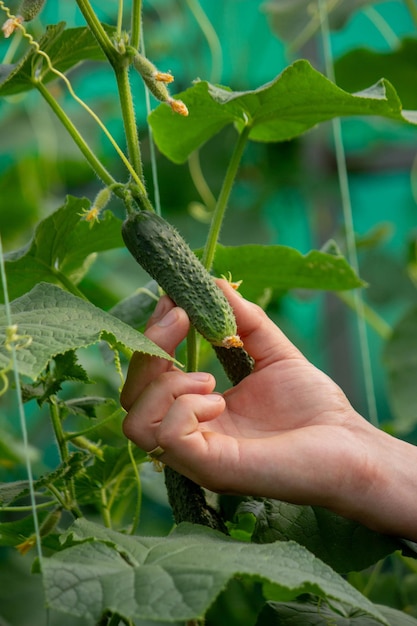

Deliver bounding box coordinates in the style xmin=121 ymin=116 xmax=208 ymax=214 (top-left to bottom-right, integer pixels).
xmin=216 ymin=279 xmax=303 ymax=368
xmin=122 ymin=369 xmax=222 ymax=455
xmin=120 ymin=296 xmax=190 ymax=411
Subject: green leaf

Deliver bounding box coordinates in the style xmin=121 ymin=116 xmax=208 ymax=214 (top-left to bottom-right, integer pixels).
xmin=109 ymin=280 xmax=159 ymax=329
xmin=74 ymin=445 xmax=147 ymax=508
xmin=238 ymin=499 xmax=401 ymax=574
xmin=383 ymin=305 xmax=417 ymax=434
xmin=148 ymin=60 xmax=417 ymax=164
xmin=0 ymin=453 xmax=86 ymax=506
xmin=1 ymin=196 xmax=123 ymax=303
xmin=0 ymin=24 xmax=109 ymax=96
xmin=0 ymin=480 xmax=32 ymax=506
xmin=209 ymin=243 xmax=365 ymax=304
xmin=0 ymin=283 xmax=176 ymax=380
xmin=256 ymin=599 xmax=417 ymax=625
xmin=42 ymin=519 xmax=389 ymax=625
xmin=335 ymin=38 xmax=417 ymax=110
xmin=0 ymin=513 xmax=48 ymax=548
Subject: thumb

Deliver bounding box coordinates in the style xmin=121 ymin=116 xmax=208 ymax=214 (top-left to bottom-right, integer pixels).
xmin=216 ymin=279 xmax=303 ymax=368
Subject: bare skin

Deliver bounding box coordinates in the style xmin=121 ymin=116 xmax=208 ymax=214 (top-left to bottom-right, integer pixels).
xmin=121 ymin=280 xmax=417 ymax=541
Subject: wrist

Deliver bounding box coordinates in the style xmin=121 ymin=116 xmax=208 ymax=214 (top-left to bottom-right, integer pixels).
xmin=344 ymin=421 xmax=417 ymax=541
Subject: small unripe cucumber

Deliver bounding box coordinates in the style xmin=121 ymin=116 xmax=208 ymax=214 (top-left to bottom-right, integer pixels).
xmin=122 ymin=210 xmax=242 ymax=348
xmin=18 ymin=0 xmax=45 ymax=21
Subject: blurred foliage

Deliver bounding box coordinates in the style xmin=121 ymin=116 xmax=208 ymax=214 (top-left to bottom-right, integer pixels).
xmin=1 ymin=1 xmax=417 ymax=625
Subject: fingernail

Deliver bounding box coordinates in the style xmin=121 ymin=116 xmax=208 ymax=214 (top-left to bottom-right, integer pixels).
xmin=187 ymin=372 xmax=211 ymax=382
xmin=204 ymin=393 xmax=223 ymax=403
xmin=157 ymin=307 xmax=178 ymax=327
xmin=152 ymin=296 xmax=171 ymax=321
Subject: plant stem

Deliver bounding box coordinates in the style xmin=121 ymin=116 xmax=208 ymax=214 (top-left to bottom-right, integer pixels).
xmin=201 ymin=125 xmax=250 ymax=271
xmin=116 ymin=0 xmax=124 ymax=38
xmin=1 ymin=501 xmax=56 ymax=512
xmin=131 ymin=0 xmax=142 ymax=50
xmin=127 ymin=441 xmax=142 ymax=535
xmin=186 ymin=327 xmax=200 ymax=372
xmin=49 ymin=397 xmax=81 ymax=515
xmin=100 ymin=488 xmax=113 ymax=528
xmin=75 ymin=0 xmax=118 ymax=65
xmin=336 ymin=292 xmax=391 ymax=340
xmin=49 ymin=397 xmax=69 ymax=464
xmin=115 ymin=64 xmax=144 ymax=182
xmin=35 ymin=82 xmax=117 ymax=188
xmin=185 ymin=0 xmax=222 ymax=83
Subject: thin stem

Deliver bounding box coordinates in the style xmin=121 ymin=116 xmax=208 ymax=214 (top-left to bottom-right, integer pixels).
xmin=363 ymin=6 xmax=400 ymax=48
xmin=47 ymin=483 xmax=71 ymax=511
xmin=116 ymin=0 xmax=124 ymax=38
xmin=0 ymin=236 xmax=43 ymax=566
xmin=288 ymin=0 xmax=342 ymax=56
xmin=75 ymin=0 xmax=118 ymax=65
xmin=115 ymin=64 xmax=144 ymax=182
xmin=201 ymin=125 xmax=250 ymax=271
xmin=127 ymin=441 xmax=142 ymax=535
xmin=1 ymin=501 xmax=56 ymax=512
xmin=404 ymin=0 xmax=417 ymax=29
xmin=35 ymin=82 xmax=117 ymax=188
xmin=49 ymin=397 xmax=69 ymax=463
xmin=188 ymin=150 xmax=216 ymax=212
xmin=318 ymin=0 xmax=379 ymax=428
xmin=131 ymin=0 xmax=142 ymax=50
xmin=49 ymin=397 xmax=80 ymax=513
xmin=65 ymin=408 xmax=126 ymax=441
xmin=186 ymin=328 xmax=200 ymax=373
xmin=336 ymin=292 xmax=391 ymax=340
xmin=185 ymin=0 xmax=222 ymax=83
xmin=100 ymin=488 xmax=113 ymax=528
xmin=140 ymin=24 xmax=161 ymax=214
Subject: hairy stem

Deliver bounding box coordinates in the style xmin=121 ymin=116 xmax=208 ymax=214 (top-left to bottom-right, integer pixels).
xmin=201 ymin=125 xmax=250 ymax=271
xmin=75 ymin=0 xmax=118 ymax=64
xmin=115 ymin=63 xmax=144 ymax=182
xmin=131 ymin=0 xmax=142 ymax=50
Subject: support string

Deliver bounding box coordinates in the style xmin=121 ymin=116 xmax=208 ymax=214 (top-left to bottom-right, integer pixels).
xmin=317 ymin=0 xmax=379 ymax=427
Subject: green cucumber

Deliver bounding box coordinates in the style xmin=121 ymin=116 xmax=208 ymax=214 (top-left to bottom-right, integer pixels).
xmin=214 ymin=346 xmax=254 ymax=385
xmin=122 ymin=210 xmax=242 ymax=348
xmin=18 ymin=0 xmax=45 ymax=21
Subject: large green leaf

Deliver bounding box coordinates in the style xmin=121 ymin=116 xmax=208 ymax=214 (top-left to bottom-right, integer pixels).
xmin=256 ymin=599 xmax=417 ymax=626
xmin=209 ymin=243 xmax=365 ymax=303
xmin=148 ymin=59 xmax=417 ymax=164
xmin=1 ymin=196 xmax=123 ymax=303
xmin=41 ymin=519 xmax=389 ymax=625
xmin=0 ymin=283 xmax=175 ymax=380
xmin=0 ymin=23 xmax=108 ymax=96
xmin=237 ymin=499 xmax=401 ymax=574
xmin=383 ymin=305 xmax=417 ymax=434
xmin=335 ymin=38 xmax=417 ymax=110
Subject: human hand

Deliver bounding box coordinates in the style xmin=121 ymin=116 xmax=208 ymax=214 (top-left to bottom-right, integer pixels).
xmin=121 ymin=281 xmax=417 ymax=540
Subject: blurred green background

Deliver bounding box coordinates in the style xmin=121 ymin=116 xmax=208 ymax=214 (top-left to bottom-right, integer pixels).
xmin=2 ymin=1 xmax=415 ymax=421
xmin=1 ymin=1 xmax=417 ymax=624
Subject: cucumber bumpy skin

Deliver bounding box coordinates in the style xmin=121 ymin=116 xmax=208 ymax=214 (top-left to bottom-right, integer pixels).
xmin=122 ymin=210 xmax=242 ymax=348
xmin=18 ymin=0 xmax=46 ymax=21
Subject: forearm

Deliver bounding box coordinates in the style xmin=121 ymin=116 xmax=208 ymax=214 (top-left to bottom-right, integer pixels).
xmin=342 ymin=422 xmax=417 ymax=541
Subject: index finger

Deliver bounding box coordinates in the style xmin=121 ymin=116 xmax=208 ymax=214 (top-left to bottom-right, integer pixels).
xmin=120 ymin=296 xmax=190 ymax=411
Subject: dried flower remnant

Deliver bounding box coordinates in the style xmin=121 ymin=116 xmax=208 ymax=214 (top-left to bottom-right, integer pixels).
xmin=168 ymin=97 xmax=189 ymax=116
xmin=2 ymin=15 xmax=23 ymax=38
